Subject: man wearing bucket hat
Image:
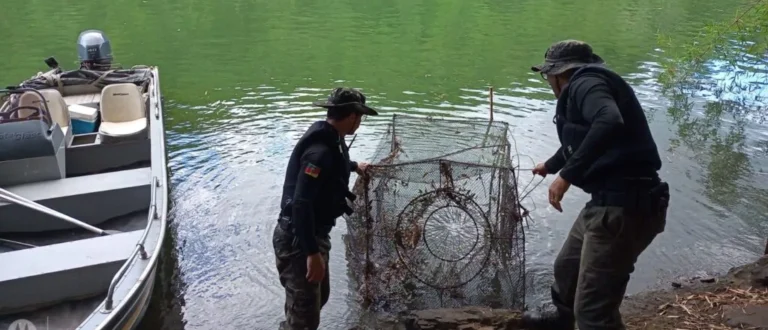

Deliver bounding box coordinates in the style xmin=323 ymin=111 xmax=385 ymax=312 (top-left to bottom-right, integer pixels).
xmin=523 ymin=40 xmax=670 ymax=330
xmin=273 ymin=87 xmax=378 ymax=330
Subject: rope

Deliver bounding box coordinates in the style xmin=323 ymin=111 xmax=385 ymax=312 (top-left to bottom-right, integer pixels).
xmin=508 ymin=133 xmax=547 ymax=223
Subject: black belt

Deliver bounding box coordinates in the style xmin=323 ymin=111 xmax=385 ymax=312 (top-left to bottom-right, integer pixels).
xmin=277 ymin=216 xmax=333 ymax=237
xmin=588 ymin=177 xmax=668 ymax=211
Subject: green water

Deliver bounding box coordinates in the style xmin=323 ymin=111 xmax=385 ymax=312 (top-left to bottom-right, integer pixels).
xmin=2 ymin=0 xmax=767 ymax=329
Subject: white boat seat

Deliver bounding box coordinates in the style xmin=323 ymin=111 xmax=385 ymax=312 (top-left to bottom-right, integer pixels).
xmin=98 ymin=83 xmax=147 ymax=139
xmin=37 ymin=89 xmax=72 ymax=142
xmin=98 ymin=118 xmax=147 ymax=137
xmin=16 ymin=92 xmax=45 ymax=119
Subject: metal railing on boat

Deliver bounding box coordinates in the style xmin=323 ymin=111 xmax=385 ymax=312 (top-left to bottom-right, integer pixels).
xmin=102 ymin=175 xmax=160 ymax=312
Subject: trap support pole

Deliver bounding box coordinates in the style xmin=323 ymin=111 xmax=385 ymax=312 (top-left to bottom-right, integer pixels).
xmin=489 ymin=87 xmax=494 ymax=122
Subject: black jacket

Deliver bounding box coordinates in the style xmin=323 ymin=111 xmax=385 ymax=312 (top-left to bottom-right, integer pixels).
xmin=544 ymin=65 xmax=662 ymax=193
xmin=279 ymin=121 xmax=357 ymax=255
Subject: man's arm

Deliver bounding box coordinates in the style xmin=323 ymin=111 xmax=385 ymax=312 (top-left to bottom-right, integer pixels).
xmin=349 ymin=161 xmax=358 ymax=172
xmin=558 ymin=76 xmax=624 ymax=186
xmin=291 ymin=144 xmax=333 ymax=255
xmin=544 ymin=147 xmax=567 ymax=174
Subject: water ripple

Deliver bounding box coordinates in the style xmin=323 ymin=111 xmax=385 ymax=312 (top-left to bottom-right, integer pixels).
xmin=160 ymin=60 xmax=768 ymax=327
xmin=1 ymin=0 xmax=764 ymax=328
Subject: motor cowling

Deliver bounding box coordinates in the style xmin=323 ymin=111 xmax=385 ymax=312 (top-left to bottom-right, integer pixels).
xmin=76 ymin=30 xmax=113 ymax=69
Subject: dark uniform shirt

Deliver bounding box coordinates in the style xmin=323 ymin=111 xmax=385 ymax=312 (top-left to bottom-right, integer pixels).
xmin=279 ymin=121 xmax=357 ymax=255
xmin=545 ymin=65 xmax=662 ymax=193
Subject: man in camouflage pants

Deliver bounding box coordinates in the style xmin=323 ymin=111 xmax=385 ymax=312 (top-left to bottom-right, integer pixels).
xmin=273 ymin=87 xmax=377 ymax=329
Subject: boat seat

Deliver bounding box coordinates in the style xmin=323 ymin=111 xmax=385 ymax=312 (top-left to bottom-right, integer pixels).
xmin=37 ymin=89 xmax=73 ymax=145
xmin=98 ymin=84 xmax=147 ymax=141
xmin=16 ymin=92 xmax=46 ymax=120
xmin=0 ymin=230 xmax=143 ymax=315
xmin=16 ymin=90 xmax=72 ymax=146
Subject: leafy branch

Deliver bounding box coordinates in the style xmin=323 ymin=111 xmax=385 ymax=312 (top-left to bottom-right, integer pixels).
xmin=655 ymin=0 xmax=768 ymax=207
xmin=658 ymin=0 xmax=768 ymax=103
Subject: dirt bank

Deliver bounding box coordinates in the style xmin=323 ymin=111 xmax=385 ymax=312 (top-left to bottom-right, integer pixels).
xmin=357 ymin=256 xmax=768 ymax=330
xmin=622 ymin=255 xmax=768 ymax=329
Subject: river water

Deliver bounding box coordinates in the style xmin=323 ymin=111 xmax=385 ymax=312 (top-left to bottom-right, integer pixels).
xmin=2 ymin=0 xmax=768 ymax=329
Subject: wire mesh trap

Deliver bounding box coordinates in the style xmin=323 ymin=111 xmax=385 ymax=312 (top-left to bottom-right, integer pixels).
xmin=343 ymin=114 xmax=526 ymax=315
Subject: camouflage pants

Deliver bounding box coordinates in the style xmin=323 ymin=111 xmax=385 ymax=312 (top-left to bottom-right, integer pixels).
xmin=551 ymin=182 xmax=669 ymax=330
xmin=273 ymin=224 xmax=331 ymax=330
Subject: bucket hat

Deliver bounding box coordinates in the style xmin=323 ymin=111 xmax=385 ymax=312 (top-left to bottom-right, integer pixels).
xmin=313 ymin=87 xmax=378 ymax=116
xmin=531 ymin=40 xmax=605 ymax=76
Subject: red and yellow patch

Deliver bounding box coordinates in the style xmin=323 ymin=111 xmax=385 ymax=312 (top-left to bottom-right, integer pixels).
xmin=304 ymin=163 xmax=321 ymax=178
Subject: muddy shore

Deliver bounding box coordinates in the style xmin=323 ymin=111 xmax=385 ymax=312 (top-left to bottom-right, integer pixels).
xmin=353 ymin=256 xmax=768 ymax=330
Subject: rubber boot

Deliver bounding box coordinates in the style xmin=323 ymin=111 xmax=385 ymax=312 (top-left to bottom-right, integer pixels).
xmin=521 ymin=310 xmax=575 ymax=330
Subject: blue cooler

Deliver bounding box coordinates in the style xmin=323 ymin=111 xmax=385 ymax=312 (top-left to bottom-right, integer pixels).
xmin=68 ymin=103 xmax=99 ymax=134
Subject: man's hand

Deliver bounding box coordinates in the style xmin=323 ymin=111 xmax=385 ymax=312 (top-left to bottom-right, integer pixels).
xmin=532 ymin=163 xmax=548 ymax=177
xmin=355 ymin=162 xmax=370 ymax=176
xmin=306 ymin=253 xmax=326 ymax=283
xmin=548 ymin=176 xmax=571 ymax=212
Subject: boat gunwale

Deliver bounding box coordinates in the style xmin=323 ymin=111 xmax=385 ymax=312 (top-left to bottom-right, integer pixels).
xmin=76 ymin=66 xmax=169 ymax=330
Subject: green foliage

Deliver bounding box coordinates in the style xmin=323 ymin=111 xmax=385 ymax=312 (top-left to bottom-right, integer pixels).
xmin=657 ymin=0 xmax=768 ymax=208
xmin=658 ymin=0 xmax=768 ymax=97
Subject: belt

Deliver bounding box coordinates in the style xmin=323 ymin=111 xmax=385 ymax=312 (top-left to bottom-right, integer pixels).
xmin=278 ymin=216 xmax=333 ymax=236
xmin=589 ymin=178 xmax=668 ymax=210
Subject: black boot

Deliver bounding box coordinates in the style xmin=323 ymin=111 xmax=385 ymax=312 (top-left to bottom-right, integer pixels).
xmin=521 ymin=310 xmax=575 ymax=330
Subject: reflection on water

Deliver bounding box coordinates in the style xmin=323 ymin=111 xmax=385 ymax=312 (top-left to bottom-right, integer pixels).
xmin=154 ymin=78 xmax=767 ymax=329
xmin=0 ymin=0 xmax=766 ymax=329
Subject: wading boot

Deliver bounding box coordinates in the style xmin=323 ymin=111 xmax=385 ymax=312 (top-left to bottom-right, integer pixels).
xmin=521 ymin=310 xmax=575 ymax=330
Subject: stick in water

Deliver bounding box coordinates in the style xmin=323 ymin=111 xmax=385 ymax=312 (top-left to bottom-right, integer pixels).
xmin=481 ymin=86 xmax=495 ymax=147
xmin=764 ymin=238 xmax=767 ymax=255
xmin=489 ymin=86 xmax=494 ymax=122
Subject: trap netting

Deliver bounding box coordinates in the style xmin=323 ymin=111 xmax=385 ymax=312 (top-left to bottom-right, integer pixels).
xmin=343 ymin=114 xmax=526 ymax=314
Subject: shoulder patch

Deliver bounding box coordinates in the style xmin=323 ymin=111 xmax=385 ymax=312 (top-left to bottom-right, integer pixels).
xmin=304 ymin=163 xmax=321 ymax=178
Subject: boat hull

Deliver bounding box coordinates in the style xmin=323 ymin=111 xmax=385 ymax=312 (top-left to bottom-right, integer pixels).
xmin=0 ymin=66 xmax=170 ymax=330
xmin=107 ymin=265 xmax=157 ymax=330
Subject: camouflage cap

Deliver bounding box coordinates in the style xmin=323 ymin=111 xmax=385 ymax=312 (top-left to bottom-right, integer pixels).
xmin=531 ymin=40 xmax=605 ymax=75
xmin=313 ymin=87 xmax=379 ymax=116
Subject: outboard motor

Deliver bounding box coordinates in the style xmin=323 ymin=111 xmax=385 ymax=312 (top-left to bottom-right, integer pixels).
xmin=77 ymin=30 xmax=113 ymax=70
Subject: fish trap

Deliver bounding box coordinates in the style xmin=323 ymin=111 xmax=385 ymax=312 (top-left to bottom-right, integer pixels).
xmin=343 ymin=114 xmax=526 ymax=314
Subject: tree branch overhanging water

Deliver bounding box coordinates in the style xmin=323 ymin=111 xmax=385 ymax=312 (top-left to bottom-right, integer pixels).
xmin=656 ymin=0 xmax=768 ymax=249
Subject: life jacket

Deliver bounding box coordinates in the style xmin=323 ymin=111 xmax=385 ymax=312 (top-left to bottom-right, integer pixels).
xmin=553 ymin=65 xmax=661 ymax=192
xmin=279 ymin=121 xmax=355 ymax=225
